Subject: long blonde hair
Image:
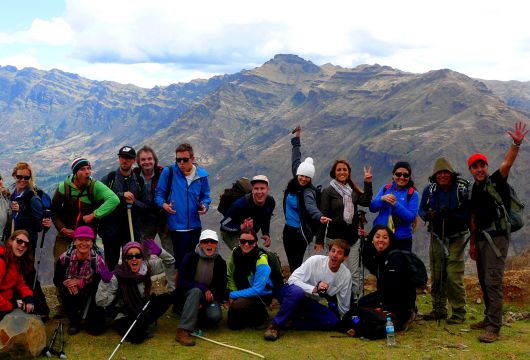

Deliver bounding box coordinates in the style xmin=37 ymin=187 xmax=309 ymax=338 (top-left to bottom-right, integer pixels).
xmin=11 ymin=162 xmax=36 ymax=191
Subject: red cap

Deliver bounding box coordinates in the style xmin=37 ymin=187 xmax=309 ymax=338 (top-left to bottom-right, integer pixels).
xmin=467 ymin=153 xmax=488 ymax=168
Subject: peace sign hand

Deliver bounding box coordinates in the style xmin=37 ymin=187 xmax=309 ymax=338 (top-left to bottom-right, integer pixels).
xmin=363 ymin=166 xmax=373 ymax=183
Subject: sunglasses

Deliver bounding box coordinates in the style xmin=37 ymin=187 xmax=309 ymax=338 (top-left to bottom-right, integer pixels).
xmin=200 ymin=240 xmax=218 ymax=245
xmin=393 ymin=172 xmax=410 ymax=179
xmin=15 ymin=175 xmax=31 ymax=180
xmin=125 ymin=253 xmax=143 ymax=260
xmin=176 ymin=157 xmax=190 ymax=163
xmin=15 ymin=238 xmax=30 ymax=246
xmin=239 ymin=239 xmax=257 ymax=246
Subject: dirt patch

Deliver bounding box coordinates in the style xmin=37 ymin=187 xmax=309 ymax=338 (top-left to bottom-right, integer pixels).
xmin=465 ymin=269 xmax=530 ymax=306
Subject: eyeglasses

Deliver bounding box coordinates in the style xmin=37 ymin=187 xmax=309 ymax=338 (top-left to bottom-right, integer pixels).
xmin=15 ymin=238 xmax=30 ymax=246
xmin=239 ymin=239 xmax=257 ymax=246
xmin=15 ymin=175 xmax=31 ymax=180
xmin=176 ymin=157 xmax=190 ymax=163
xmin=125 ymin=253 xmax=143 ymax=260
xmin=200 ymin=240 xmax=218 ymax=245
xmin=393 ymin=172 xmax=410 ymax=179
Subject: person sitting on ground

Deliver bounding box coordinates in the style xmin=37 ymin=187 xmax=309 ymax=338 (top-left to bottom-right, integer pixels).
xmin=175 ymin=229 xmax=227 ymax=346
xmin=0 ymin=230 xmax=35 ymax=321
xmin=264 ymin=239 xmax=352 ymax=341
xmin=226 ymin=228 xmax=274 ymax=330
xmin=359 ymin=225 xmax=417 ymax=331
xmin=53 ymin=226 xmax=111 ymax=335
xmin=96 ymin=240 xmax=173 ymax=343
xmin=282 ymin=126 xmax=331 ymax=273
xmin=0 ymin=172 xmax=10 ymax=242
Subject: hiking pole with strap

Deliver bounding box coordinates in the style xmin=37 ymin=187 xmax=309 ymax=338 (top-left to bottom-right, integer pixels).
xmin=44 ymin=322 xmax=61 ymax=357
xmin=34 ymin=209 xmax=51 ymax=290
xmin=126 ymin=203 xmax=134 ymax=242
xmin=108 ymin=300 xmax=151 ymax=360
xmin=356 ymin=210 xmax=368 ymax=305
xmin=59 ymin=321 xmax=66 ymax=359
xmin=437 ymin=216 xmax=446 ymax=327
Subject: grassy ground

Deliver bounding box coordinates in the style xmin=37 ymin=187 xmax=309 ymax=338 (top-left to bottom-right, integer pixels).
xmin=38 ymin=292 xmax=530 ymax=360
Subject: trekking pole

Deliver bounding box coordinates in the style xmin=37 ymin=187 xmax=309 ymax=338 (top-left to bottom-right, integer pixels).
xmin=59 ymin=321 xmax=67 ymax=359
xmin=437 ymin=216 xmax=446 ymax=327
xmin=357 ymin=210 xmax=368 ymax=305
xmin=191 ymin=333 xmax=265 ymax=359
xmin=108 ymin=300 xmax=151 ymax=360
xmin=126 ymin=204 xmax=134 ymax=242
xmin=44 ymin=322 xmax=61 ymax=357
xmin=34 ymin=209 xmax=51 ymax=290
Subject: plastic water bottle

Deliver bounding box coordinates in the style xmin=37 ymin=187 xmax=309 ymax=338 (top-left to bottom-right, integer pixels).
xmin=386 ymin=316 xmax=396 ymax=347
xmin=352 ymin=315 xmax=360 ymax=325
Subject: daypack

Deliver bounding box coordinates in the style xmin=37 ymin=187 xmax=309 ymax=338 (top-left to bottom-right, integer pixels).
xmin=63 ymin=179 xmax=97 ymax=205
xmin=339 ymin=307 xmax=396 ymax=339
xmin=259 ymin=248 xmax=285 ymax=290
xmin=34 ymin=187 xmax=52 ymax=210
xmin=105 ymin=170 xmax=145 ymax=192
xmin=388 ymin=249 xmax=428 ymax=287
xmin=383 ymin=184 xmax=419 ymax=232
xmin=426 ymin=178 xmax=470 ymax=209
xmin=218 ymin=177 xmax=252 ymax=216
xmin=484 ymin=179 xmax=525 ymax=233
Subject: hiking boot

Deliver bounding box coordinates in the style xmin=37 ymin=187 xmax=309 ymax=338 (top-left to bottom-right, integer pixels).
xmin=175 ymin=329 xmax=195 ymax=346
xmin=264 ymin=324 xmax=280 ymax=341
xmin=421 ymin=311 xmax=447 ymax=321
xmin=479 ymin=331 xmax=500 ymax=343
xmin=470 ymin=320 xmax=488 ymax=330
xmin=446 ymin=316 xmax=465 ymax=325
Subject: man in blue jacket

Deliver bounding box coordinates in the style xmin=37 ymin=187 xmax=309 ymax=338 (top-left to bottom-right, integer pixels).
xmin=155 ymin=143 xmax=211 ymax=268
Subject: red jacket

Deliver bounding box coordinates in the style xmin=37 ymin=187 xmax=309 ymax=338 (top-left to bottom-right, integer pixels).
xmin=0 ymin=246 xmax=33 ymax=312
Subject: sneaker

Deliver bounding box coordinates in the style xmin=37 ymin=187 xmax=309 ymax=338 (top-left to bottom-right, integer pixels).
xmin=479 ymin=331 xmax=500 ymax=343
xmin=264 ymin=324 xmax=280 ymax=341
xmin=446 ymin=316 xmax=465 ymax=325
xmin=421 ymin=311 xmax=447 ymax=321
xmin=175 ymin=329 xmax=195 ymax=346
xmin=470 ymin=320 xmax=488 ymax=330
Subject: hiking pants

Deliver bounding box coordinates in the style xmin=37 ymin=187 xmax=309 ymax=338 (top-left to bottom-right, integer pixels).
xmin=282 ymin=225 xmax=308 ymax=273
xmin=170 ymin=228 xmax=201 ymax=270
xmin=178 ymin=288 xmax=222 ymax=332
xmin=429 ymin=234 xmax=466 ymax=319
xmin=227 ymin=297 xmax=269 ymax=330
xmin=476 ymin=233 xmax=509 ymax=333
xmin=60 ymin=290 xmax=106 ymax=335
xmin=272 ymin=284 xmax=339 ymax=331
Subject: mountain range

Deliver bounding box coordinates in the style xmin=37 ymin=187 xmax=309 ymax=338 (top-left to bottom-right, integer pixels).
xmin=1 ymin=54 xmax=529 ymax=260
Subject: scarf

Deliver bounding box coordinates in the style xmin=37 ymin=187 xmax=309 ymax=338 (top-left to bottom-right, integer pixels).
xmin=114 ymin=261 xmax=151 ymax=315
xmin=193 ymin=243 xmax=217 ymax=286
xmin=330 ymin=179 xmax=354 ymax=224
xmin=64 ymin=250 xmax=94 ymax=281
xmin=232 ymin=246 xmax=260 ymax=290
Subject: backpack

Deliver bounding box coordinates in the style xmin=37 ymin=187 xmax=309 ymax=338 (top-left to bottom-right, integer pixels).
xmin=218 ymin=177 xmax=253 ymax=216
xmin=259 ymin=248 xmax=285 ymax=290
xmin=63 ymin=179 xmax=97 ymax=205
xmin=388 ymin=249 xmax=428 ymax=288
xmin=383 ymin=184 xmax=419 ymax=232
xmin=339 ymin=307 xmax=395 ymax=339
xmin=426 ymin=178 xmax=470 ymax=209
xmin=34 ymin=187 xmax=52 ymax=210
xmin=484 ymin=179 xmax=525 ymax=233
xmin=105 ymin=171 xmax=145 ymax=193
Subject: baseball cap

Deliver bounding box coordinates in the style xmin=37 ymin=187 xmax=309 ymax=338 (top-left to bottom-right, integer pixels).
xmin=250 ymin=175 xmax=269 ymax=186
xmin=199 ymin=229 xmax=219 ymax=242
xmin=467 ymin=153 xmax=488 ymax=168
xmin=118 ymin=146 xmax=136 ymax=158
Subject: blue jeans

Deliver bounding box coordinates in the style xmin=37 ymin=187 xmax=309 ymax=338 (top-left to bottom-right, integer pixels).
xmin=272 ymin=284 xmax=339 ymax=330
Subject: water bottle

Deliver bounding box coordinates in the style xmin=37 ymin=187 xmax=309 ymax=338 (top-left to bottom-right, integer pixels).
xmin=386 ymin=316 xmax=396 ymax=347
xmin=352 ymin=315 xmax=360 ymax=325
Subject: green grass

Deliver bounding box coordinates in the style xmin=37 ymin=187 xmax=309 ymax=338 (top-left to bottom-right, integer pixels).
xmin=38 ymin=293 xmax=530 ymax=360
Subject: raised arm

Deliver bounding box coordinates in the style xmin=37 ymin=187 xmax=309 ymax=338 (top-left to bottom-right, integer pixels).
xmin=499 ymin=121 xmax=528 ymax=178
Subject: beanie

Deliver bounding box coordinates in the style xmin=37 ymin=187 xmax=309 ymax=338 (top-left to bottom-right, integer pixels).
xmin=73 ymin=226 xmax=95 ymax=240
xmin=122 ymin=242 xmax=144 ymax=257
xmin=296 ymin=157 xmax=315 ymax=179
xmin=431 ymin=157 xmax=457 ymax=177
xmin=392 ymin=161 xmax=412 ymax=175
xmin=71 ymin=157 xmax=90 ymax=174
xmin=467 ymin=153 xmax=488 ymax=168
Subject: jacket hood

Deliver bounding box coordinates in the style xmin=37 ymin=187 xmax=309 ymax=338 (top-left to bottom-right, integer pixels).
xmin=431 ymin=156 xmax=457 ymax=177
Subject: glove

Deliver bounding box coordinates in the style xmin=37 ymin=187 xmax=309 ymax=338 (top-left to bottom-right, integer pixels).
xmin=99 ymin=262 xmax=114 ymax=283
xmin=144 ymin=238 xmax=162 ymax=256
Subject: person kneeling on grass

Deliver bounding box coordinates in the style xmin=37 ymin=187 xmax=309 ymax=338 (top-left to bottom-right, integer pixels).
xmin=96 ymin=240 xmax=172 ymax=343
xmin=175 ymin=229 xmax=227 ymax=346
xmin=226 ymin=228 xmax=274 ymax=330
xmin=264 ymin=239 xmax=352 ymax=341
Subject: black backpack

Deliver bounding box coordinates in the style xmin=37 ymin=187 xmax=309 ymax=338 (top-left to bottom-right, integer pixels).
xmin=259 ymin=248 xmax=285 ymax=290
xmin=339 ymin=307 xmax=396 ymax=339
xmin=218 ymin=177 xmax=252 ymax=216
xmin=388 ymin=249 xmax=427 ymax=287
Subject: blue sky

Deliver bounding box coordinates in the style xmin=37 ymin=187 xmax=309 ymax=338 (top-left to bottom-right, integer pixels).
xmin=1 ymin=0 xmax=530 ymax=88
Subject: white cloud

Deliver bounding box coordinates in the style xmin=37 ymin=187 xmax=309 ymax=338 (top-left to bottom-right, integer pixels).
xmin=0 ymin=17 xmax=72 ymax=45
xmin=0 ymin=51 xmax=41 ymax=69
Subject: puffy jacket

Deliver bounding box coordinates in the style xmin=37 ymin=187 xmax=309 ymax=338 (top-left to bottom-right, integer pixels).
xmin=154 ymin=164 xmax=211 ymax=231
xmin=370 ymin=182 xmax=419 ymax=240
xmin=227 ymin=249 xmax=273 ymax=300
xmin=0 ymin=246 xmax=33 ymax=312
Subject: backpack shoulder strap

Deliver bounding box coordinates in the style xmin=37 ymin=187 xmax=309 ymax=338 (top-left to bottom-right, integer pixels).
xmin=87 ymin=179 xmax=97 ymax=204
xmin=63 ymin=180 xmax=71 ymax=202
xmin=106 ymin=171 xmax=116 ymax=190
xmin=164 ymin=166 xmax=174 ymax=203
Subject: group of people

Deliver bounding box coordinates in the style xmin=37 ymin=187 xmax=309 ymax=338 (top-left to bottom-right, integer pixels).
xmin=0 ymin=121 xmax=526 ymax=347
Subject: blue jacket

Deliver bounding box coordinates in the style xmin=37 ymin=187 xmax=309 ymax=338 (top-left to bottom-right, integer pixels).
xmin=369 ymin=182 xmax=419 ymax=240
xmin=154 ymin=164 xmax=211 ymax=231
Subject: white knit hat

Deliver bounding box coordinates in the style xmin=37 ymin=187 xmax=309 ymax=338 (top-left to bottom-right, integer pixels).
xmin=296 ymin=157 xmax=315 ymax=178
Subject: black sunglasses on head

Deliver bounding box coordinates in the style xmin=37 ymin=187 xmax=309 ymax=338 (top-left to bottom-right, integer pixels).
xmin=15 ymin=175 xmax=31 ymax=180
xmin=126 ymin=253 xmax=143 ymax=260
xmin=394 ymin=172 xmax=410 ymax=179
xmin=239 ymin=239 xmax=256 ymax=246
xmin=15 ymin=238 xmax=30 ymax=246
xmin=176 ymin=157 xmax=190 ymax=163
